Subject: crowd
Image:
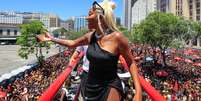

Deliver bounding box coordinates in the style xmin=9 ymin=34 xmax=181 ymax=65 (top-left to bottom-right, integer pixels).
xmin=130 ymin=44 xmax=201 ymax=101
xmin=1 ymin=44 xmax=201 ymax=101
xmin=0 ymin=49 xmax=73 ymax=101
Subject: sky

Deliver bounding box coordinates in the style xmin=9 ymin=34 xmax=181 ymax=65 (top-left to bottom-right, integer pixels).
xmin=0 ymin=0 xmax=123 ymax=20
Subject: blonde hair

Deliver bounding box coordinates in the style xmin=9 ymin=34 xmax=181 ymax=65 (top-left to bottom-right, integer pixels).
xmin=98 ymin=0 xmax=119 ymax=32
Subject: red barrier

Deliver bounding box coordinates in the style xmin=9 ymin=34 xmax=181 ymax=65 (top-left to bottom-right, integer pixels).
xmin=39 ymin=52 xmax=165 ymax=101
xmin=38 ymin=52 xmax=84 ymax=101
xmin=119 ymin=56 xmax=166 ymax=101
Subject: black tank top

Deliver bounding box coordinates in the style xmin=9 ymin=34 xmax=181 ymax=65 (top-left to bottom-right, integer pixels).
xmin=86 ymin=32 xmax=119 ymax=83
xmin=81 ymin=32 xmax=124 ymax=101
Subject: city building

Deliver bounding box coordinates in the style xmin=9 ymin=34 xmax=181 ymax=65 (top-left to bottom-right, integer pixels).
xmin=60 ymin=19 xmax=74 ymax=31
xmin=123 ymin=0 xmax=132 ymax=30
xmin=72 ymin=16 xmax=88 ymax=32
xmin=115 ymin=17 xmax=121 ymax=26
xmin=132 ymin=0 xmax=157 ymax=25
xmin=0 ymin=11 xmax=23 ymax=25
xmin=157 ymin=0 xmax=201 ymax=21
xmin=157 ymin=0 xmax=201 ymax=47
xmin=157 ymin=0 xmax=190 ymax=19
xmin=0 ymin=11 xmax=60 ymax=44
xmin=18 ymin=12 xmax=59 ymax=29
xmin=188 ymin=0 xmax=201 ymax=21
xmin=123 ymin=0 xmax=157 ymax=29
xmin=0 ymin=24 xmax=20 ymax=44
xmin=0 ymin=11 xmax=23 ymax=44
xmin=49 ymin=14 xmax=59 ymax=28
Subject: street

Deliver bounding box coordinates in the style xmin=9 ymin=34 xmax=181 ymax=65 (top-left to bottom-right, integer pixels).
xmin=0 ymin=45 xmax=59 ymax=75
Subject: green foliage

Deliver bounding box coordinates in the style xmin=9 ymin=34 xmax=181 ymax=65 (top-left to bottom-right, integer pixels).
xmin=130 ymin=11 xmax=200 ymax=66
xmin=118 ymin=26 xmax=131 ymax=40
xmin=67 ymin=28 xmax=88 ymax=40
xmin=131 ymin=11 xmax=195 ymax=49
xmin=192 ymin=21 xmax=201 ymax=37
xmin=16 ymin=20 xmax=50 ymax=63
xmin=52 ymin=27 xmax=68 ymax=38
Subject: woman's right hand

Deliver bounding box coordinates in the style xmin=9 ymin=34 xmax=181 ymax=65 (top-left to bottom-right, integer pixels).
xmin=36 ymin=32 xmax=53 ymax=42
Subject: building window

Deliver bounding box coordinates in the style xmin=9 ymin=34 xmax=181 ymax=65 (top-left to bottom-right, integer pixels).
xmin=196 ymin=16 xmax=200 ymax=20
xmin=190 ymin=5 xmax=193 ymax=9
xmin=196 ymin=3 xmax=200 ymax=8
xmin=14 ymin=30 xmax=17 ymax=36
xmin=190 ymin=11 xmax=193 ymax=16
xmin=0 ymin=30 xmax=2 ymax=36
xmin=7 ymin=29 xmax=10 ymax=36
xmin=197 ymin=9 xmax=200 ymax=14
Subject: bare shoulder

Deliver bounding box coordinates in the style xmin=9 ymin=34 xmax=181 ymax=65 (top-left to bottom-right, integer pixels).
xmin=112 ymin=31 xmax=128 ymax=45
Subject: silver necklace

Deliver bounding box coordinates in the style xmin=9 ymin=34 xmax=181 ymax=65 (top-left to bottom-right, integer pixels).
xmin=95 ymin=29 xmax=111 ymax=39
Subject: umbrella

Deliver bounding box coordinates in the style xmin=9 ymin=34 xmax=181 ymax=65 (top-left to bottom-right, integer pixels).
xmin=192 ymin=55 xmax=201 ymax=59
xmin=156 ymin=70 xmax=168 ymax=77
xmin=174 ymin=56 xmax=182 ymax=61
xmin=184 ymin=59 xmax=193 ymax=63
xmin=193 ymin=63 xmax=201 ymax=67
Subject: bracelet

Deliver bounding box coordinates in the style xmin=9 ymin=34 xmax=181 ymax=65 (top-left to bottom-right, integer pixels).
xmin=51 ymin=37 xmax=59 ymax=42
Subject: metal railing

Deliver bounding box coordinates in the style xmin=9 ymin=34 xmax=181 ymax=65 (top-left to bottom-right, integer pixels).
xmin=39 ymin=53 xmax=166 ymax=101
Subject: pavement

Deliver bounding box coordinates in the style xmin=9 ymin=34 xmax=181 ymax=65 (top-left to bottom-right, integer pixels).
xmin=0 ymin=45 xmax=60 ymax=76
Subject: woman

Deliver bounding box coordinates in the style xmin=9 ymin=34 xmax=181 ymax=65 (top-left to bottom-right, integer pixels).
xmin=37 ymin=0 xmax=142 ymax=101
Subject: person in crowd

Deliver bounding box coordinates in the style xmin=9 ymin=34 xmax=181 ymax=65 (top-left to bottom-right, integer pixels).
xmin=20 ymin=87 xmax=28 ymax=101
xmin=69 ymin=45 xmax=89 ymax=76
xmin=61 ymin=45 xmax=89 ymax=101
xmin=37 ymin=0 xmax=142 ymax=101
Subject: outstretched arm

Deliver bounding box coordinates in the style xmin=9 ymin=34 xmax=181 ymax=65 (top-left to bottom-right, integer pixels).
xmin=117 ymin=33 xmax=142 ymax=101
xmin=37 ymin=30 xmax=94 ymax=48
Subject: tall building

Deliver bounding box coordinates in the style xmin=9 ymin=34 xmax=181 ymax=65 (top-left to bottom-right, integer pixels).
xmin=132 ymin=0 xmax=157 ymax=25
xmin=19 ymin=12 xmax=59 ymax=29
xmin=0 ymin=11 xmax=23 ymax=44
xmin=123 ymin=0 xmax=156 ymax=29
xmin=157 ymin=0 xmax=201 ymax=21
xmin=189 ymin=0 xmax=201 ymax=21
xmin=0 ymin=11 xmax=60 ymax=44
xmin=60 ymin=19 xmax=74 ymax=31
xmin=49 ymin=14 xmax=59 ymax=28
xmin=157 ymin=0 xmax=190 ymax=19
xmin=115 ymin=17 xmax=121 ymax=26
xmin=157 ymin=0 xmax=201 ymax=47
xmin=0 ymin=24 xmax=20 ymax=44
xmin=0 ymin=11 xmax=23 ymax=25
xmin=72 ymin=16 xmax=88 ymax=32
xmin=188 ymin=0 xmax=201 ymax=46
xmin=123 ymin=0 xmax=132 ymax=30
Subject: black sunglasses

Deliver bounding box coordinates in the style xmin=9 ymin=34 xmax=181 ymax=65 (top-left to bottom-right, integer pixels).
xmin=92 ymin=1 xmax=105 ymax=15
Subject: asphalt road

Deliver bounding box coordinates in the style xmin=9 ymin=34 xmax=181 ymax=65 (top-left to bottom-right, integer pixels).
xmin=0 ymin=45 xmax=60 ymax=76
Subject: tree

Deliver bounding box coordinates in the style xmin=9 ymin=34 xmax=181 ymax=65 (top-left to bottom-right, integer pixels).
xmin=132 ymin=11 xmax=183 ymax=67
xmin=16 ymin=20 xmax=50 ymax=64
xmin=191 ymin=21 xmax=201 ymax=46
xmin=173 ymin=19 xmax=195 ymax=47
xmin=67 ymin=28 xmax=88 ymax=40
xmin=52 ymin=27 xmax=68 ymax=37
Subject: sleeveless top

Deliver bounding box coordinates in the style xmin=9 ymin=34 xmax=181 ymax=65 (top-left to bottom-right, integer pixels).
xmin=80 ymin=32 xmax=124 ymax=101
